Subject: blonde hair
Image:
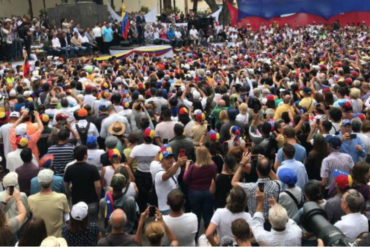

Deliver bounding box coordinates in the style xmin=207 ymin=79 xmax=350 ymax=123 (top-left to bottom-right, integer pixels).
xmin=195 ymin=146 xmax=213 ymax=167
xmin=145 ymin=221 xmax=165 ymax=246
xmin=238 ymin=103 xmax=248 ymax=114
xmin=268 ymin=204 xmax=289 ymax=230
xmin=191 ymin=124 xmax=207 ymax=146
xmin=350 ymin=88 xmax=361 ymax=99
xmin=219 ymin=110 xmax=229 ymax=122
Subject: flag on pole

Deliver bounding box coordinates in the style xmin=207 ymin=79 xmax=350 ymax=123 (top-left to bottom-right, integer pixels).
xmin=226 ymin=0 xmax=238 ymax=26
xmin=121 ymin=4 xmax=130 ymax=39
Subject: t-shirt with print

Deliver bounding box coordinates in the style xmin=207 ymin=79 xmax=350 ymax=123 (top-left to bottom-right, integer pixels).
xmin=64 ymin=162 xmax=100 ymax=204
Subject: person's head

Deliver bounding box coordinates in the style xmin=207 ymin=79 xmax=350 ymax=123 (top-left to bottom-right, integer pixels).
xmin=223 ymin=154 xmax=236 ymax=172
xmin=18 ymin=217 xmax=47 ymax=246
xmin=238 ymin=103 xmax=248 ymax=114
xmin=174 ymin=123 xmax=184 ymax=137
xmin=341 ymin=119 xmax=352 ymax=134
xmin=160 ymin=145 xmax=175 ymax=170
xmin=68 ymin=202 xmax=89 ymax=234
xmin=145 ymin=221 xmax=165 ymax=246
xmin=127 ymin=132 xmax=139 ymax=145
xmin=226 ymin=186 xmax=248 ymax=213
xmin=231 ymin=218 xmax=251 ymax=244
xmin=57 ymin=128 xmax=70 ymax=143
xmin=321 ymin=120 xmax=332 ymax=133
xmin=278 ymin=168 xmax=297 ymax=188
xmin=111 ymin=173 xmax=127 ymax=194
xmin=195 ymin=146 xmax=213 ymax=167
xmin=283 ymin=127 xmax=296 ymax=139
xmin=37 ymin=169 xmax=54 ymax=189
xmin=260 ymin=122 xmax=271 ymax=137
xmin=40 ymin=237 xmax=67 ymax=247
xmin=109 ymin=209 xmax=127 ymax=232
xmin=105 ymin=135 xmax=119 ymax=149
xmin=282 ymin=143 xmax=295 ymax=160
xmin=143 ymin=127 xmax=155 ymax=143
xmin=167 ymin=189 xmax=185 ymax=213
xmin=219 ymin=110 xmax=229 ymax=123
xmin=268 ymin=204 xmax=289 ymax=231
xmin=227 ymin=108 xmax=239 ymax=121
xmin=327 ymin=136 xmax=342 ymax=151
xmin=329 ymin=107 xmax=342 ymax=123
xmin=160 ymin=106 xmax=171 ymax=121
xmin=304 ymin=180 xmax=323 ymax=201
xmin=256 ymin=155 xmax=270 ymax=178
xmin=351 ymin=162 xmax=370 ymax=186
xmin=74 ymin=145 xmax=88 ymax=162
xmin=341 ymin=189 xmax=365 ymax=214
xmin=108 ymin=148 xmax=121 ymax=164
xmin=20 ymin=147 xmax=32 ymax=163
xmin=352 ymin=118 xmax=362 ymax=133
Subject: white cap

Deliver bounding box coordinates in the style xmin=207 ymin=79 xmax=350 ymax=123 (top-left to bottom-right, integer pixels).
xmin=71 ymin=202 xmax=88 ymax=221
xmin=40 ymin=237 xmax=67 ymax=247
xmin=15 ymin=123 xmax=27 ymax=136
xmin=37 ymin=169 xmax=54 ymax=185
xmin=3 ymin=172 xmax=18 ymax=187
xmin=9 ymin=111 xmax=20 ymax=118
xmin=9 ymin=89 xmax=17 ymax=97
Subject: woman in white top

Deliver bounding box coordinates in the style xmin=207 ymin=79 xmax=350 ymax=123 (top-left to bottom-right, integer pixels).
xmin=101 ymin=149 xmax=134 ymax=192
xmin=205 ymin=186 xmax=252 ymax=246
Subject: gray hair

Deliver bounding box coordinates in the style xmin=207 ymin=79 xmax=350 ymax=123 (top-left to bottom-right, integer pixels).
xmin=345 ymin=189 xmax=365 ymax=213
xmin=268 ymin=204 xmax=289 ymax=230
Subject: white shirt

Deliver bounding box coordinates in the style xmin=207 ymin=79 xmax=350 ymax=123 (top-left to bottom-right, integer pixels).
xmin=251 ymin=212 xmax=302 ymax=246
xmin=163 ymin=213 xmax=198 ymax=246
xmin=210 ymin=208 xmax=252 ymax=242
xmin=130 ymin=144 xmax=160 ymax=173
xmin=6 ymin=149 xmax=38 ymax=172
xmin=0 ymin=123 xmax=13 ymax=156
xmin=83 ymin=94 xmax=96 ymax=107
xmin=52 ymin=37 xmax=61 ymax=48
xmin=155 ymin=167 xmax=180 ymax=211
xmin=92 ymin=26 xmax=102 ymax=38
xmin=334 ymin=213 xmax=369 ymax=241
xmin=87 ymin=149 xmax=105 ymax=172
xmin=71 ymin=120 xmax=99 ymax=138
xmin=189 ymin=29 xmax=199 ymax=40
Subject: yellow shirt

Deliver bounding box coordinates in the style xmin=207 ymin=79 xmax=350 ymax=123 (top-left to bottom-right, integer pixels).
xmin=274 ymin=103 xmax=294 ymax=120
xmin=299 ymin=97 xmax=316 ymax=113
xmin=28 ymin=192 xmax=70 ymax=237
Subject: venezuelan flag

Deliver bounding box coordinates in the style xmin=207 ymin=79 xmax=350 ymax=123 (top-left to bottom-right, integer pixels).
xmin=23 ymin=56 xmax=30 ymax=78
xmin=121 ymin=4 xmax=130 ymax=39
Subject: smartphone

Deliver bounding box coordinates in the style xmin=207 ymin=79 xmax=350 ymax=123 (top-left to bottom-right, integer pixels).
xmin=149 ymin=206 xmax=156 ymax=217
xmin=9 ymin=186 xmax=14 ymax=196
xmin=179 ymin=148 xmax=186 ymax=158
xmin=350 ymin=134 xmax=357 ymax=139
xmin=257 ymin=182 xmax=265 ymax=192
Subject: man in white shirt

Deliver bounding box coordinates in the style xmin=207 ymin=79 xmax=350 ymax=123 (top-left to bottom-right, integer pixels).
xmin=163 ymin=189 xmax=198 ymax=246
xmin=189 ymin=25 xmax=199 ymax=45
xmin=0 ymin=111 xmax=19 ymax=157
xmin=6 ymin=137 xmax=38 ymax=172
xmin=251 ymin=188 xmax=302 ymax=246
xmin=334 ymin=189 xmax=369 ymax=241
xmin=154 ymin=147 xmax=186 ymax=214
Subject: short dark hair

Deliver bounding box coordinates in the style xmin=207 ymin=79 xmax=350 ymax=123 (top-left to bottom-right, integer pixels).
xmin=74 ymin=145 xmax=87 ymax=161
xmin=329 ymin=108 xmax=342 ymax=122
xmin=282 ymin=143 xmax=295 ymax=159
xmin=322 ymin=120 xmax=332 ymax=132
xmin=231 ymin=219 xmax=251 ymax=242
xmin=224 ymin=154 xmax=236 ymax=172
xmin=58 ymin=129 xmax=70 ymax=141
xmin=167 ymin=189 xmax=185 ymax=212
xmin=174 ymin=123 xmax=184 ymax=137
xmin=20 ymin=147 xmax=32 ymax=163
xmin=256 ymin=157 xmax=271 ymax=177
xmin=283 ymin=127 xmax=296 ymax=138
xmin=304 ymin=180 xmax=323 ymax=201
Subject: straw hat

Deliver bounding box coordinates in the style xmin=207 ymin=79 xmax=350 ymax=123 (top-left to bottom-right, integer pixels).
xmin=108 ymin=121 xmax=126 ymax=136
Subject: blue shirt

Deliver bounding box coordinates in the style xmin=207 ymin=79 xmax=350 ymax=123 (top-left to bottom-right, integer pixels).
xmin=30 ymin=175 xmax=65 ymax=195
xmin=166 ymin=30 xmax=175 ymax=40
xmin=338 ymin=134 xmax=366 ymax=163
xmin=277 ymin=159 xmax=309 ymax=190
xmin=102 ymin=27 xmax=113 ymax=42
xmin=277 ymin=144 xmax=307 ymax=164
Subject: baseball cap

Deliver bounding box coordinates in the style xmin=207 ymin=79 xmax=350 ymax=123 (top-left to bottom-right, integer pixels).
xmin=335 ymin=174 xmax=352 ymax=190
xmin=77 ymin=108 xmax=88 ymax=118
xmin=208 ymin=130 xmax=220 ymax=142
xmin=327 ymin=136 xmax=342 ymax=149
xmin=37 ymin=169 xmax=54 ymax=185
xmin=3 ymin=172 xmax=18 ymax=187
xmin=341 ymin=119 xmax=352 ymax=126
xmin=108 ymin=148 xmax=121 ymax=161
xmin=143 ymin=127 xmax=155 ymax=139
xmin=71 ymin=202 xmax=88 ymax=221
xmin=15 ymin=123 xmax=27 ymax=136
xmin=229 ymin=125 xmax=241 ymax=136
xmin=303 ymin=87 xmax=312 ymax=94
xmin=99 ymin=104 xmax=108 ymax=112
xmin=178 ymin=107 xmax=188 ymax=115
xmin=278 ymin=168 xmax=297 ymax=186
xmin=86 ymin=136 xmax=97 ymax=148
xmin=41 ymin=114 xmax=50 ymax=123
xmin=50 ymin=97 xmax=58 ymax=105
xmin=16 ymin=135 xmax=29 ymax=148
xmin=160 ymin=144 xmax=173 ymax=160
xmin=195 ymin=111 xmax=205 ymax=122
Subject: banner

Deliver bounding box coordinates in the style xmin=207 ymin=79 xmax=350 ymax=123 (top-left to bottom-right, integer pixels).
xmin=237 ymin=0 xmax=370 ymax=21
xmin=145 ymin=8 xmax=157 ymax=23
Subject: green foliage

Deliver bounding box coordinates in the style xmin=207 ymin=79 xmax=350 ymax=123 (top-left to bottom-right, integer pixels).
xmin=140 ymin=6 xmax=149 ymax=14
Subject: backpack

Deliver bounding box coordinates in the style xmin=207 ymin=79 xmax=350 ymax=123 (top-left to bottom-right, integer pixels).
xmin=76 ymin=122 xmax=90 ymax=145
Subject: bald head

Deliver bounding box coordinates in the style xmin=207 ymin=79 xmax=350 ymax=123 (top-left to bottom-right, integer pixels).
xmin=110 ymin=209 xmax=127 ymax=231
xmin=218 ymin=99 xmax=226 ymax=107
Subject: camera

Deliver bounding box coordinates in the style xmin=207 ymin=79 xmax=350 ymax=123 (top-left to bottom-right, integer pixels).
xmin=302 ymin=202 xmax=352 ymax=246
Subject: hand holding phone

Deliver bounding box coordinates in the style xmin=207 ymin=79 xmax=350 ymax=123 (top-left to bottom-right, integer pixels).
xmin=257 ymin=182 xmax=265 ymax=192
xmin=8 ymin=186 xmax=14 ymax=196
xmin=179 ymin=148 xmax=186 ymax=158
xmin=149 ymin=206 xmax=156 ymax=217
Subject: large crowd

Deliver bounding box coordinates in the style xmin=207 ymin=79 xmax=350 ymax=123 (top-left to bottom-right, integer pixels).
xmin=0 ymin=13 xmax=369 ymax=247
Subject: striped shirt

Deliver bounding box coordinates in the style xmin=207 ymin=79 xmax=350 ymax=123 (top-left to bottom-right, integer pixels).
xmin=48 ymin=144 xmax=75 ymax=176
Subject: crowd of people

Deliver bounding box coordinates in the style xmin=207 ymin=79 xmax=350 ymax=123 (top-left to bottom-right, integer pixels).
xmin=0 ymin=12 xmax=369 ymax=247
